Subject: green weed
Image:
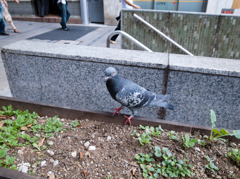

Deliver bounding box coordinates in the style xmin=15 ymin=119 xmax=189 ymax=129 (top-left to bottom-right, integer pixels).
xmin=182 ymin=134 xmax=198 ymax=149
xmin=227 ymin=148 xmax=240 ymax=166
xmin=210 ymin=110 xmax=240 ymax=142
xmin=205 ymin=156 xmax=219 ymax=174
xmin=135 ymin=146 xmax=193 ymax=178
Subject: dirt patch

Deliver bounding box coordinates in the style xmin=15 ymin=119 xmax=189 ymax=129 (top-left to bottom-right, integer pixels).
xmin=2 ymin=115 xmax=240 ymax=179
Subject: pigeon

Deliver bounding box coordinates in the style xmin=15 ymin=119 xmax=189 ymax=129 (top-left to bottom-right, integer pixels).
xmin=104 ymin=67 xmax=174 ymax=125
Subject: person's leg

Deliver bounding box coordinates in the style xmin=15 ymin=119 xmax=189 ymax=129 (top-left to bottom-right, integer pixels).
xmin=0 ymin=4 xmax=8 ymax=35
xmin=36 ymin=0 xmax=42 ymax=17
xmin=60 ymin=4 xmax=67 ymax=29
xmin=57 ymin=3 xmax=64 ymax=27
xmin=40 ymin=0 xmax=46 ymax=17
xmin=44 ymin=0 xmax=49 ymax=15
xmin=9 ymin=21 xmax=20 ymax=33
xmin=110 ymin=19 xmax=121 ymax=42
xmin=65 ymin=5 xmax=71 ymax=23
xmin=9 ymin=21 xmax=16 ymax=30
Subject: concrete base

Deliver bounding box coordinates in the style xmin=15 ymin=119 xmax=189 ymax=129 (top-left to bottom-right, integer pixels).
xmin=1 ymin=40 xmax=240 ymax=129
xmin=12 ymin=16 xmax=82 ymax=24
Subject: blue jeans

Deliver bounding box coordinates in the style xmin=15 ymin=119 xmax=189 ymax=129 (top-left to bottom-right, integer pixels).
xmin=0 ymin=3 xmax=6 ymax=33
xmin=57 ymin=3 xmax=71 ymax=29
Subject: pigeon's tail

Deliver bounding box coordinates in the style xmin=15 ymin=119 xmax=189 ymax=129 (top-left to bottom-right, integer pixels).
xmin=149 ymin=94 xmax=174 ymax=110
xmin=151 ymin=101 xmax=174 ymax=110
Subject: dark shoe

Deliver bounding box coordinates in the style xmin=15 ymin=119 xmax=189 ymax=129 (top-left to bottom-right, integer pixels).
xmin=62 ymin=27 xmax=69 ymax=31
xmin=0 ymin=32 xmax=9 ymax=36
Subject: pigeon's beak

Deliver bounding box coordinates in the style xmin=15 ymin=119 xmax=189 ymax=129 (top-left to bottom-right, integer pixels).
xmin=104 ymin=76 xmax=109 ymax=82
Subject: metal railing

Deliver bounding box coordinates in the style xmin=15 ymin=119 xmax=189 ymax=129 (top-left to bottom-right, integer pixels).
xmin=106 ymin=30 xmax=153 ymax=52
xmin=133 ymin=13 xmax=194 ymax=56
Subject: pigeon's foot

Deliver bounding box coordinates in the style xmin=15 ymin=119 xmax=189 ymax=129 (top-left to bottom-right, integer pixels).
xmin=124 ymin=115 xmax=133 ymax=125
xmin=112 ymin=106 xmax=123 ymax=116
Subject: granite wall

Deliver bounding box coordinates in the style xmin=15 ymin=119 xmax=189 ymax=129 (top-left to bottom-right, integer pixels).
xmin=1 ymin=41 xmax=240 ymax=129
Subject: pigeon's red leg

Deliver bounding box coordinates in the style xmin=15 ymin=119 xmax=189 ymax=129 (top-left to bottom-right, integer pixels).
xmin=124 ymin=115 xmax=133 ymax=125
xmin=112 ymin=106 xmax=123 ymax=116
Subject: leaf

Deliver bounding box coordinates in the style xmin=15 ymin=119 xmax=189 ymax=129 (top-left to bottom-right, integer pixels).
xmin=170 ymin=135 xmax=179 ymax=141
xmin=49 ymin=173 xmax=55 ymax=179
xmin=2 ymin=106 xmax=7 ymax=111
xmin=185 ymin=134 xmax=190 ymax=142
xmin=20 ymin=126 xmax=28 ymax=131
xmin=131 ymin=168 xmax=136 ymax=176
xmin=232 ymin=130 xmax=240 ymax=139
xmin=0 ymin=115 xmax=7 ymax=120
xmin=206 ymin=156 xmax=211 ymax=162
xmin=27 ymin=123 xmax=33 ymax=127
xmin=219 ymin=128 xmax=229 ymax=135
xmin=79 ymin=152 xmax=85 ymax=161
xmin=190 ymin=138 xmax=198 ymax=143
xmin=77 ymin=164 xmax=82 ymax=168
xmin=143 ymin=172 xmax=148 ymax=178
xmin=33 ymin=143 xmax=41 ymax=151
xmin=0 ymin=149 xmax=7 ymax=158
xmin=0 ymin=121 xmax=4 ymax=129
xmin=212 ymin=128 xmax=221 ymax=135
xmin=38 ymin=138 xmax=45 ymax=147
xmin=154 ymin=146 xmax=162 ymax=157
xmin=4 ymin=155 xmax=15 ymax=165
xmin=210 ymin=110 xmax=216 ymax=128
xmin=81 ymin=170 xmax=87 ymax=177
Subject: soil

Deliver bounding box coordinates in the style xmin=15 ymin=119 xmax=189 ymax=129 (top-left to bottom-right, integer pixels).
xmin=3 ymin=116 xmax=240 ymax=179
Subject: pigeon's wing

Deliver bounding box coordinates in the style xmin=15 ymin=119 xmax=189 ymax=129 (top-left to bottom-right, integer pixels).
xmin=115 ymin=83 xmax=155 ymax=108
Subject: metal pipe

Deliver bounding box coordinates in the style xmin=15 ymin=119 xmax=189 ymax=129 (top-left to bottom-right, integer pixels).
xmin=133 ymin=13 xmax=194 ymax=56
xmin=80 ymin=0 xmax=89 ymax=24
xmin=106 ymin=30 xmax=153 ymax=52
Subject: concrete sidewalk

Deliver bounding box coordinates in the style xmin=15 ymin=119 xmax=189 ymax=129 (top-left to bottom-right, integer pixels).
xmin=0 ymin=20 xmax=121 ymax=97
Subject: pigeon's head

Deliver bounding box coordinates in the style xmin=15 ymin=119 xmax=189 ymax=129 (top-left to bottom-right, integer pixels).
xmin=104 ymin=67 xmax=118 ymax=81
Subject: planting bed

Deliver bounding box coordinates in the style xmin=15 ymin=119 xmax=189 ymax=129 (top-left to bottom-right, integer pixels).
xmin=0 ymin=97 xmax=239 ymax=179
xmin=0 ymin=109 xmax=239 ymax=179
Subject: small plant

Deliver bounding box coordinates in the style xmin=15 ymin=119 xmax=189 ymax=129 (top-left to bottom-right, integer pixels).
xmin=199 ymin=139 xmax=206 ymax=146
xmin=44 ymin=116 xmax=64 ymax=137
xmin=135 ymin=153 xmax=155 ymax=164
xmin=210 ymin=110 xmax=240 ymax=142
xmin=0 ymin=144 xmax=16 ymax=169
xmin=135 ymin=147 xmax=193 ymax=178
xmin=3 ymin=155 xmax=16 ymax=167
xmin=0 ymin=105 xmax=15 ymax=116
xmin=160 ymin=147 xmax=193 ymax=178
xmin=0 ymin=105 xmax=68 ymax=170
xmin=182 ymin=134 xmax=198 ymax=148
xmin=0 ymin=144 xmax=7 ymax=158
xmin=227 ymin=148 xmax=240 ymax=166
xmin=205 ymin=156 xmax=219 ymax=174
xmin=70 ymin=120 xmax=80 ymax=128
xmin=139 ymin=125 xmax=163 ymax=136
xmin=134 ymin=125 xmax=164 ymax=146
xmin=105 ymin=175 xmax=113 ymax=179
xmin=138 ymin=132 xmax=152 ymax=146
xmin=169 ymin=131 xmax=179 ymax=141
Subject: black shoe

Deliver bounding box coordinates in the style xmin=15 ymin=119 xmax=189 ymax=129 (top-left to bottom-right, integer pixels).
xmin=62 ymin=27 xmax=69 ymax=31
xmin=0 ymin=32 xmax=9 ymax=36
